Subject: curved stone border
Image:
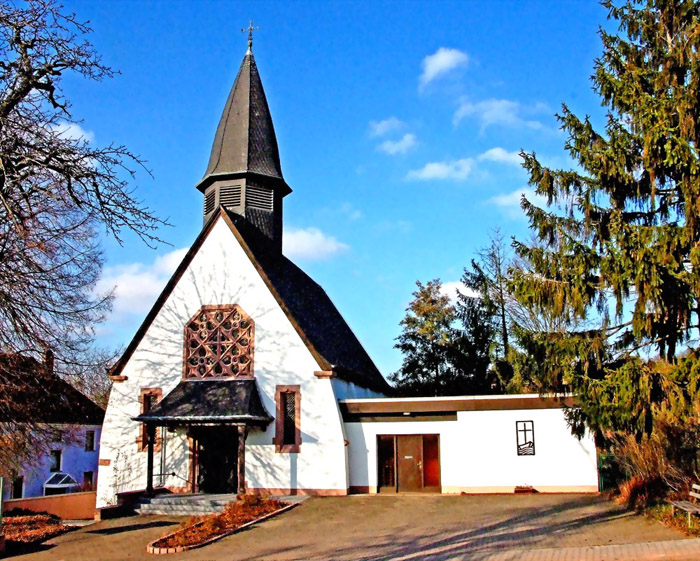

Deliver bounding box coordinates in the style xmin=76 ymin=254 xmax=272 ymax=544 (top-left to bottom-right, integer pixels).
xmin=147 ymin=502 xmax=297 ymax=555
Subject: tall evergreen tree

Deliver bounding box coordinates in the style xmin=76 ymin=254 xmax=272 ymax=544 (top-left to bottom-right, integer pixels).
xmin=391 ymin=279 xmax=495 ymax=396
xmin=453 ymin=268 xmax=500 ymax=394
xmin=514 ymin=0 xmax=700 ymax=438
xmin=391 ymin=280 xmax=455 ymax=396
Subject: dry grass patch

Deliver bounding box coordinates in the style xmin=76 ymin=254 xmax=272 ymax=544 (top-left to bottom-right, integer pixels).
xmin=153 ymin=495 xmax=288 ymax=550
xmin=2 ymin=513 xmax=69 ymax=554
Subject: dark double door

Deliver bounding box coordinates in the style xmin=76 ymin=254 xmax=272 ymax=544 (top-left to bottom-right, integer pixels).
xmin=194 ymin=428 xmax=238 ymax=494
xmin=378 ymin=434 xmax=441 ymax=493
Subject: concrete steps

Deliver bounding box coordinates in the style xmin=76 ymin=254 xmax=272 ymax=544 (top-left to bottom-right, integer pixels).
xmin=135 ymin=493 xmax=238 ymax=516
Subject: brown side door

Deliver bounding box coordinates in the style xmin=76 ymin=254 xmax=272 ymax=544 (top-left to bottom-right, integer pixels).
xmin=396 ymin=435 xmax=423 ymax=492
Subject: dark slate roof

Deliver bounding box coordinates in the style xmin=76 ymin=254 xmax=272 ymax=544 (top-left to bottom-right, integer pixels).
xmin=135 ymin=379 xmax=272 ymax=425
xmin=0 ymin=353 xmax=105 ymax=425
xmin=225 ymin=211 xmax=391 ymax=394
xmin=109 ymin=209 xmax=390 ymax=395
xmin=197 ymin=52 xmax=284 ymax=192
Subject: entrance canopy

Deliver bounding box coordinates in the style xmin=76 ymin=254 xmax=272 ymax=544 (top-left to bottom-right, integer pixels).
xmin=134 ymin=379 xmax=272 ymax=427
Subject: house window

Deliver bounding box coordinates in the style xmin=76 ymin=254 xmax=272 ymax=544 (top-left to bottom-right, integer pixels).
xmin=184 ymin=305 xmax=254 ymax=379
xmin=516 ymin=421 xmax=535 ymax=456
xmin=275 ymin=385 xmax=300 ymax=453
xmin=85 ymin=430 xmax=95 ymax=452
xmin=50 ymin=450 xmax=62 ymax=472
xmin=11 ymin=475 xmax=23 ymax=499
xmin=83 ymin=471 xmax=94 ymax=490
xmin=138 ymin=388 xmax=162 ymax=452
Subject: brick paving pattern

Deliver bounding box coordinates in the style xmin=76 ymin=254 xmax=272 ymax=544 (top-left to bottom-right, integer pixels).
xmin=17 ymin=494 xmax=700 ymax=561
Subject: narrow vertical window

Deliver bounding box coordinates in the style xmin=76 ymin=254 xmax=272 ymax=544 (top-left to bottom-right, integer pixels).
xmin=50 ymin=450 xmax=62 ymax=472
xmin=139 ymin=388 xmax=162 ymax=452
xmin=11 ymin=475 xmax=23 ymax=499
xmin=85 ymin=430 xmax=95 ymax=452
xmin=516 ymin=421 xmax=535 ymax=456
xmin=282 ymin=392 xmax=296 ymax=445
xmin=275 ymin=385 xmax=300 ymax=453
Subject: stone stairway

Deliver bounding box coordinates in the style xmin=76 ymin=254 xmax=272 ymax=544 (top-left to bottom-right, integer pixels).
xmin=135 ymin=493 xmax=239 ymax=516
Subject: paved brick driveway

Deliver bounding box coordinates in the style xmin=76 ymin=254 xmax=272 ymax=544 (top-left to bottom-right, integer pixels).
xmin=14 ymin=494 xmax=700 ymax=561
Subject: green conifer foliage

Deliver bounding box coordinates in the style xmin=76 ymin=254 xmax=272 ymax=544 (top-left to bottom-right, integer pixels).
xmin=515 ymin=0 xmax=700 ymax=439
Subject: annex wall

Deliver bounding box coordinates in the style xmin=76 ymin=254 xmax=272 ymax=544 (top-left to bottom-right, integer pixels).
xmin=345 ymin=407 xmax=598 ymax=493
xmin=96 ymin=217 xmax=349 ymax=507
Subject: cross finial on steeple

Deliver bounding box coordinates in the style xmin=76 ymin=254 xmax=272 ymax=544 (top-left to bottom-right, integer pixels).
xmin=242 ymin=20 xmax=259 ymax=54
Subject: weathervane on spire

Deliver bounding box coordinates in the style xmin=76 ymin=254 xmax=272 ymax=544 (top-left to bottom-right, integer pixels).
xmin=242 ymin=20 xmax=259 ymax=53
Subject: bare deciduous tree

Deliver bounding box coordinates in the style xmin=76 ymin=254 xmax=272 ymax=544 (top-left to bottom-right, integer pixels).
xmin=0 ymin=0 xmax=166 ymax=474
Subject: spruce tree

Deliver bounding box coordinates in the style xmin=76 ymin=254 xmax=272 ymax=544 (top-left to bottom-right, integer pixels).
xmin=515 ymin=0 xmax=700 ymax=439
xmin=391 ymin=279 xmax=496 ymax=396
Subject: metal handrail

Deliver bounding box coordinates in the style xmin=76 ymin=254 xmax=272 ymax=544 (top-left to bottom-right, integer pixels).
xmin=152 ymin=472 xmax=192 ymax=485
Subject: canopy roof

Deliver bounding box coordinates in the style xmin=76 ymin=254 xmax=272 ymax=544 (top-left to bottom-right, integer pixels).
xmin=134 ymin=378 xmax=272 ymax=426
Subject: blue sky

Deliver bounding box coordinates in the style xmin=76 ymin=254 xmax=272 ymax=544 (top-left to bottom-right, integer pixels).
xmin=63 ymin=1 xmax=611 ymax=377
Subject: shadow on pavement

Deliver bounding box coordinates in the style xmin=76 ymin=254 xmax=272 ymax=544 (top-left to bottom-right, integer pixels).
xmin=87 ymin=520 xmax=175 ymax=536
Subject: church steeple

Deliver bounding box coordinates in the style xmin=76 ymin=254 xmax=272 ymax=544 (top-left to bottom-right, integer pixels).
xmin=197 ymin=33 xmax=291 ymax=251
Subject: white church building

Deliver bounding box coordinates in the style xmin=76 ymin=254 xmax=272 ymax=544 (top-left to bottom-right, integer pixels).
xmin=95 ymin=40 xmax=598 ymax=508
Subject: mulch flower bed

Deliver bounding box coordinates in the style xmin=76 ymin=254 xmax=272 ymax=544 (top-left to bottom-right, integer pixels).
xmin=148 ymin=495 xmax=291 ymax=554
xmin=1 ymin=513 xmax=69 ymax=554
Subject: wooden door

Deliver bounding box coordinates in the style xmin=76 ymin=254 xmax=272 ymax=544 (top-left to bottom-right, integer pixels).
xmin=396 ymin=435 xmax=423 ymax=492
xmin=196 ymin=428 xmax=238 ymax=494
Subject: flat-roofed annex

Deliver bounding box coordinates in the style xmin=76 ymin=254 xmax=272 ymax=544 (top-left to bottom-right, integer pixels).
xmin=339 ymin=394 xmax=575 ymax=419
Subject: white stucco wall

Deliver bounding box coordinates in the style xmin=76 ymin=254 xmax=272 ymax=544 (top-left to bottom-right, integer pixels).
xmin=3 ymin=424 xmax=101 ymax=500
xmin=345 ymin=407 xmax=598 ymax=493
xmin=97 ymin=217 xmax=351 ymax=507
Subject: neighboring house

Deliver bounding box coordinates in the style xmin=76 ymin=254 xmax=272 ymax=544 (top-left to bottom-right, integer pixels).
xmin=0 ymin=352 xmax=104 ymax=500
xmin=96 ymin=39 xmax=598 ymax=508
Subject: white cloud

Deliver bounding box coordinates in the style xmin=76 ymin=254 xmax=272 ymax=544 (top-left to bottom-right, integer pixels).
xmin=419 ymin=47 xmax=469 ymax=89
xmin=453 ymin=98 xmax=547 ymax=131
xmin=487 ymin=187 xmax=548 ymax=219
xmin=51 ymin=122 xmax=96 ymax=142
xmin=441 ymin=280 xmax=480 ymax=304
xmin=377 ymin=133 xmax=417 ymax=156
xmin=406 ymin=158 xmax=474 ymax=181
xmin=96 ymin=247 xmax=189 ymax=324
xmin=478 ymin=147 xmax=522 ymax=166
xmin=284 ymin=227 xmax=349 ymax=261
xmin=369 ymin=117 xmax=406 ymax=137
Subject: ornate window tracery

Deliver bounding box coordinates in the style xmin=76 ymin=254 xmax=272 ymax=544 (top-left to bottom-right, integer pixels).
xmin=184 ymin=305 xmax=254 ymax=379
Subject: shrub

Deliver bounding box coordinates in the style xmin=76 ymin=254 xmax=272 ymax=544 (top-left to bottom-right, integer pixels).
xmin=613 ymin=428 xmax=695 ymax=508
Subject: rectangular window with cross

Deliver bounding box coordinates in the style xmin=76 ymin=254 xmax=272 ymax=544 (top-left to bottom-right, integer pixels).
xmin=516 ymin=421 xmax=535 ymax=456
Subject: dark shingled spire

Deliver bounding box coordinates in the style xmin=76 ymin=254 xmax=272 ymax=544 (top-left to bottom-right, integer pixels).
xmin=197 ymin=48 xmax=291 ymax=250
xmin=198 ymin=52 xmax=284 ymax=188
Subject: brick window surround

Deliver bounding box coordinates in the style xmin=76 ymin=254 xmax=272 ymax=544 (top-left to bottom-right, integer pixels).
xmin=138 ymin=388 xmax=162 ymax=452
xmin=274 ymin=385 xmax=301 ymax=453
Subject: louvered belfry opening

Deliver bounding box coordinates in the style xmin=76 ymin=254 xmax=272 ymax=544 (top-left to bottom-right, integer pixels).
xmin=197 ymin=47 xmax=292 ymax=252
